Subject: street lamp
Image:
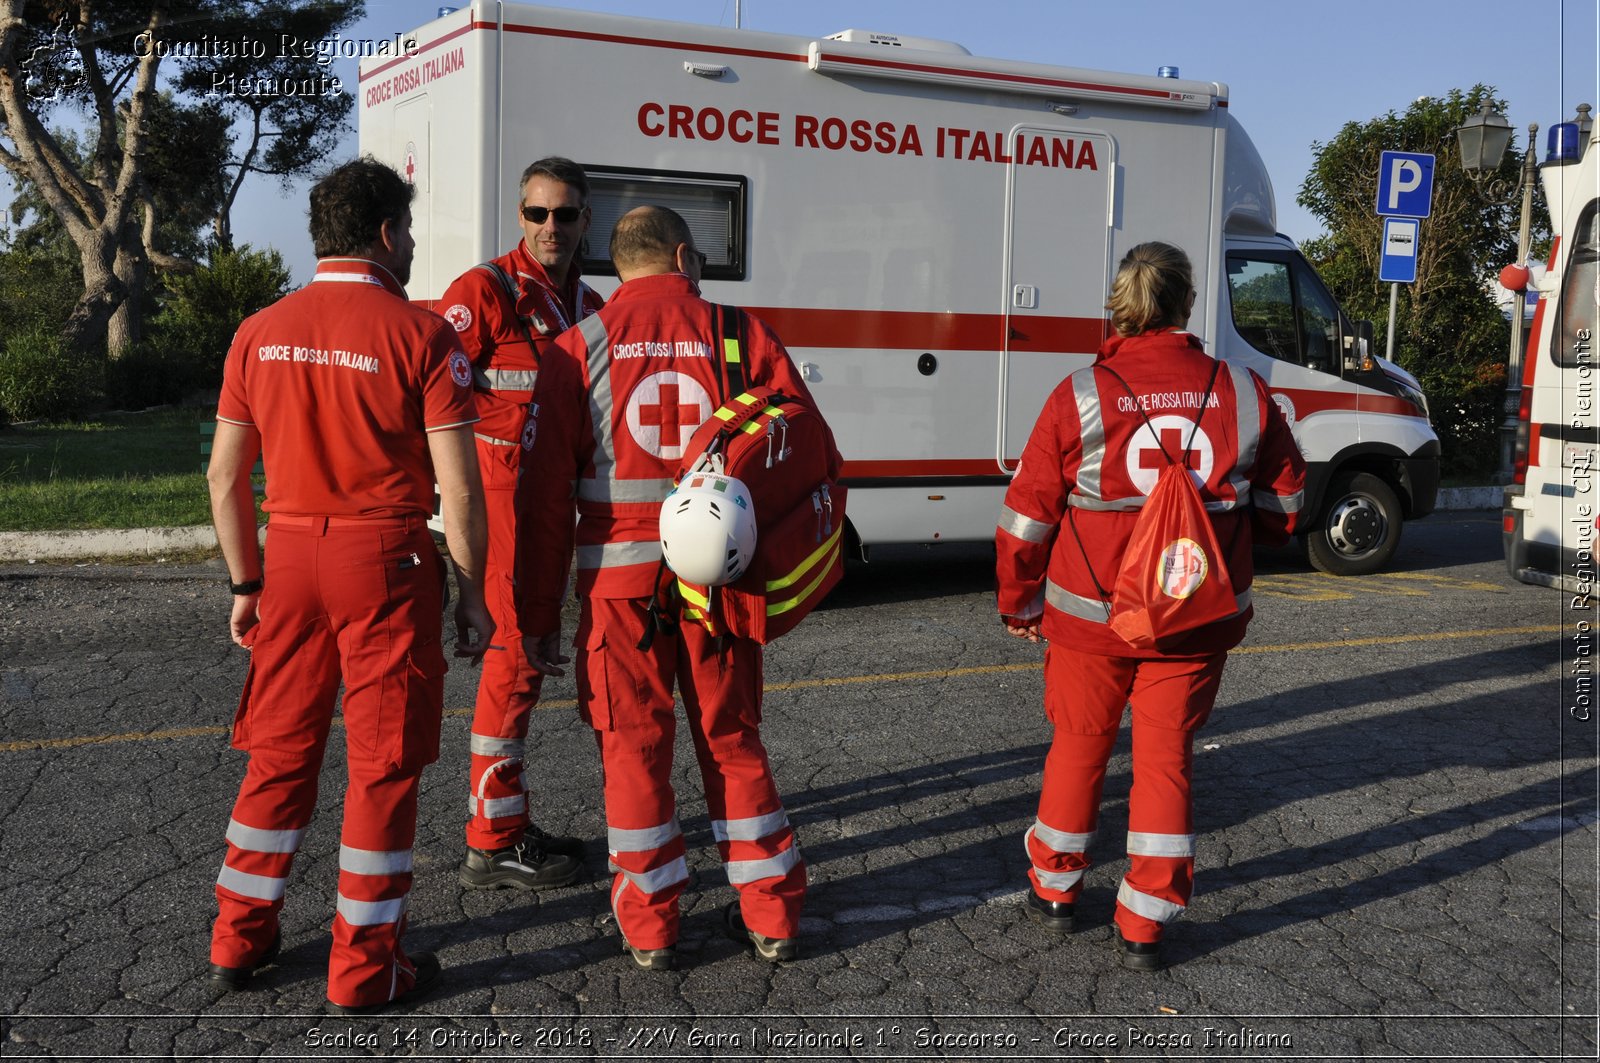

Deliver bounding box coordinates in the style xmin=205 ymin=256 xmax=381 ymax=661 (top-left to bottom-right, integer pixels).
xmin=1455 ymin=102 xmax=1538 ymax=485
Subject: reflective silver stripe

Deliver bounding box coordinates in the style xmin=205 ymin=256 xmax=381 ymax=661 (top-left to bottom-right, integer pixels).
xmin=577 ymin=539 xmax=662 ymax=571
xmin=474 ymin=367 xmax=539 ymax=391
xmin=998 ymin=504 xmax=1054 ymax=544
xmin=1045 ymin=579 xmax=1111 ymax=623
xmin=470 ymin=733 xmax=525 ymax=758
xmin=1126 ymin=831 xmax=1196 ymax=858
xmin=340 ymin=845 xmax=414 ymax=876
xmin=1070 ymin=368 xmax=1106 ymax=501
xmin=725 ymin=843 xmax=802 ymax=885
xmin=336 ymin=893 xmax=408 ymax=926
xmin=576 ymin=477 xmax=675 ymax=503
xmin=1028 ymin=820 xmax=1094 ymax=854
xmin=622 ymin=855 xmax=689 ymax=895
xmin=226 ymin=820 xmax=305 ymax=854
xmin=577 ymin=314 xmax=621 ymax=502
xmin=474 ymin=432 xmax=519 ymax=447
xmin=477 ymin=794 xmax=525 ymax=820
xmin=1067 ymin=492 xmax=1144 ymax=512
xmin=1117 ymin=880 xmax=1185 ymax=923
xmin=1256 ymin=488 xmax=1304 ymax=515
xmin=1034 ymin=866 xmax=1086 ymax=892
xmin=609 ymin=819 xmax=683 ymax=854
xmin=712 ymin=809 xmax=789 ymax=844
xmin=1045 ymin=580 xmax=1250 ymax=622
xmin=1227 ymin=362 xmax=1261 ymax=475
xmin=217 ymin=864 xmax=286 ymax=902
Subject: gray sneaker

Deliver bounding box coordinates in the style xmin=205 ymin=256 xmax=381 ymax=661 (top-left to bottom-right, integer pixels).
xmin=460 ymin=838 xmax=581 ymax=891
xmin=724 ymin=901 xmax=799 ymax=962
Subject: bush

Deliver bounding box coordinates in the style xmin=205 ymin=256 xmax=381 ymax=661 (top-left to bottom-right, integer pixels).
xmin=147 ymin=244 xmax=292 ymax=392
xmin=104 ymin=341 xmax=209 ymax=412
xmin=0 ymin=328 xmax=103 ymax=424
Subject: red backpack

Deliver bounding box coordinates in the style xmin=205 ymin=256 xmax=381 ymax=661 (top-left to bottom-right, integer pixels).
xmin=668 ymin=307 xmax=845 ymax=644
xmin=1067 ymin=360 xmax=1239 ymax=650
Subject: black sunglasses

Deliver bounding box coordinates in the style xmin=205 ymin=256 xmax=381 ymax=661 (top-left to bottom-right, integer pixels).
xmin=521 ymin=205 xmax=585 ymax=225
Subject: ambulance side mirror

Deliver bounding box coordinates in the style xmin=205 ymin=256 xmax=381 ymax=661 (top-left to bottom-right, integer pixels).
xmin=1343 ymin=319 xmax=1375 ymax=374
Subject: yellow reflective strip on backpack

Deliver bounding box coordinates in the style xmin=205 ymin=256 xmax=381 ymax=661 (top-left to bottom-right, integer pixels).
xmin=714 ymin=408 xmax=736 ymax=423
xmin=678 ymin=581 xmax=711 ymax=609
xmin=766 ymin=538 xmax=842 ymax=616
xmin=765 ymin=524 xmax=844 ymax=592
xmin=723 ymin=338 xmax=742 ymax=365
xmin=737 ymin=405 xmax=788 ymax=435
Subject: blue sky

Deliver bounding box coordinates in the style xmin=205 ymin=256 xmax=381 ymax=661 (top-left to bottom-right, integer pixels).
xmin=9 ymin=1 xmax=1599 ymax=280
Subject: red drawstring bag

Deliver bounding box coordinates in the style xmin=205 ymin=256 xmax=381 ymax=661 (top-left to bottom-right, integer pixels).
xmin=1069 ymin=360 xmax=1238 ymax=650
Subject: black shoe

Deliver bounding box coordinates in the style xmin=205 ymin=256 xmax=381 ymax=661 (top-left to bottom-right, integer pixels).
xmin=724 ymin=901 xmax=799 ymax=962
xmin=460 ymin=838 xmax=581 ymax=891
xmin=206 ymin=931 xmax=281 ymax=989
xmin=1116 ymin=929 xmax=1162 ymax=971
xmin=526 ymin=821 xmax=586 ymax=859
xmin=326 ymin=952 xmax=442 ymax=1015
xmin=620 ymin=936 xmax=678 ymax=971
xmin=1024 ymin=889 xmax=1076 ymax=935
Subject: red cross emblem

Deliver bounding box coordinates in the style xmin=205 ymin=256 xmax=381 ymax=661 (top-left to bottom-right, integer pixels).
xmin=1127 ymin=416 xmax=1213 ymax=494
xmin=625 ymin=372 xmax=711 ymax=459
xmin=404 ymin=142 xmax=417 ymax=184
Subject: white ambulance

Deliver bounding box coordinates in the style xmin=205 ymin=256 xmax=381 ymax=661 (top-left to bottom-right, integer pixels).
xmin=360 ymin=3 xmax=1439 ymax=575
xmin=1503 ymin=115 xmax=1598 ymax=595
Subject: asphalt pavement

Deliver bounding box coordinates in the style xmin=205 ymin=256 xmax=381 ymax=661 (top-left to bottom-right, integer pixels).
xmin=0 ymin=509 xmax=1594 ymax=1061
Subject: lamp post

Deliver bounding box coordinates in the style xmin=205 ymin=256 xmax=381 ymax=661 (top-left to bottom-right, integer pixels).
xmin=1456 ymin=102 xmax=1538 ymax=484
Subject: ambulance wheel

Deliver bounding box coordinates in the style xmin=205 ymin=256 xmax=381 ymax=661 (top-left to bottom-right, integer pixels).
xmin=1305 ymin=471 xmax=1401 ymax=576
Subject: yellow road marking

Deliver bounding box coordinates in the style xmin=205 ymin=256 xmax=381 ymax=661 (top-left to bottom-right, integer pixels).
xmin=0 ymin=624 xmax=1563 ymax=753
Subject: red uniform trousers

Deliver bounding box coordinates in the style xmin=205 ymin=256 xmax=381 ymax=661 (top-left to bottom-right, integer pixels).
xmin=1026 ymin=645 xmax=1227 ymax=944
xmin=465 ymin=436 xmax=545 ymax=851
xmin=576 ymin=597 xmax=805 ymax=951
xmin=210 ymin=517 xmax=445 ymax=1008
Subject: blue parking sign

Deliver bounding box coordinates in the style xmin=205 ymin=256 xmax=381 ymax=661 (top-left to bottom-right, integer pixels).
xmin=1376 ymin=151 xmax=1435 ymax=218
xmin=1379 ymin=217 xmax=1420 ymax=283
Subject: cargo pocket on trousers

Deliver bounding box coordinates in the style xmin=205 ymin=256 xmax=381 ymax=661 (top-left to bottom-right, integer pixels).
xmin=577 ymin=625 xmax=611 ymax=732
xmin=386 ymin=648 xmax=446 ymax=773
xmin=230 ymin=657 xmax=257 ymax=752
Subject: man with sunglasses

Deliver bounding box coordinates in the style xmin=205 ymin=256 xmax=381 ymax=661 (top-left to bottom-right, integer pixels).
xmin=437 ymin=156 xmax=605 ymax=892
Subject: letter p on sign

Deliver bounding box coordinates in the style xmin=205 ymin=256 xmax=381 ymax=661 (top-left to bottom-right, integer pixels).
xmin=1376 ymin=151 xmax=1435 ymax=218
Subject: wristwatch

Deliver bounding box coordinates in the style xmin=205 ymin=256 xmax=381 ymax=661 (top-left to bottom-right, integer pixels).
xmin=229 ymin=578 xmax=264 ymax=596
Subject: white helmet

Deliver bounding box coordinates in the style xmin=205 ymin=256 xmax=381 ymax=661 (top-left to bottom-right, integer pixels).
xmin=659 ymin=472 xmax=758 ymax=586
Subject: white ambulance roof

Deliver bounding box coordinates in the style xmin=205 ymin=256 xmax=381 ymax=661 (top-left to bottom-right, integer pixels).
xmin=824 ymin=29 xmax=972 ymax=55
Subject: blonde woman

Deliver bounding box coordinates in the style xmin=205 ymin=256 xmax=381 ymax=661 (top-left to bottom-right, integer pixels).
xmin=995 ymin=242 xmax=1306 ymax=970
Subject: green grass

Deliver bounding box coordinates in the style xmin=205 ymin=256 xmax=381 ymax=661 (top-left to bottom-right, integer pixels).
xmin=0 ymin=408 xmax=217 ymax=531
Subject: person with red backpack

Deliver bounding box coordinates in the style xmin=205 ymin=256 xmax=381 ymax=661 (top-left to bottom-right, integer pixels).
xmin=436 ymin=157 xmax=604 ymax=892
xmin=524 ymin=205 xmax=840 ymax=970
xmin=996 ymin=241 xmax=1306 ymax=970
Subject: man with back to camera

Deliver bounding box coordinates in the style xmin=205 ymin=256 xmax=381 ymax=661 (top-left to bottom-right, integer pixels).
xmin=204 ymin=157 xmax=493 ymax=1013
xmin=523 ymin=206 xmax=841 ymax=970
xmin=435 ymin=157 xmax=605 ymax=891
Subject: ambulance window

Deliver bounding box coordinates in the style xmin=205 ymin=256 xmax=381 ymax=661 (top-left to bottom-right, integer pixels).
xmin=582 ymin=168 xmax=746 ymax=281
xmin=1226 ymin=257 xmax=1300 ymax=362
xmin=1293 ymin=261 xmax=1341 ymax=374
xmin=1554 ymin=200 xmax=1599 ymax=369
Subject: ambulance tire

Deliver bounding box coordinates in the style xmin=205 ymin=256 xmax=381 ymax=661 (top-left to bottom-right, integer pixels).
xmin=1305 ymin=471 xmax=1401 ymax=577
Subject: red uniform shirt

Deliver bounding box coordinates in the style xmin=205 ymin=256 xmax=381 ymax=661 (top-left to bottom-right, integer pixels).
xmin=996 ymin=329 xmax=1306 ymax=656
xmin=217 ymin=258 xmax=478 ymax=518
xmin=435 ymin=241 xmax=604 ymax=444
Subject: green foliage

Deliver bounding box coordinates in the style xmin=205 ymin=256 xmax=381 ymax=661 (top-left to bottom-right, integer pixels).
xmin=0 ymin=243 xmax=82 ymax=338
xmin=1297 ymin=86 xmax=1553 ymax=481
xmin=117 ymin=244 xmax=292 ymax=407
xmin=0 ymin=328 xmax=104 ymax=424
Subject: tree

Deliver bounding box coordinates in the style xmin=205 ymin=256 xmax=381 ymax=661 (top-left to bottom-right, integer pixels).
xmin=0 ymin=1 xmax=361 ymax=359
xmin=167 ymin=0 xmax=359 ymax=250
xmin=0 ymin=1 xmax=178 ymax=358
xmin=1298 ymin=86 xmax=1552 ymax=479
